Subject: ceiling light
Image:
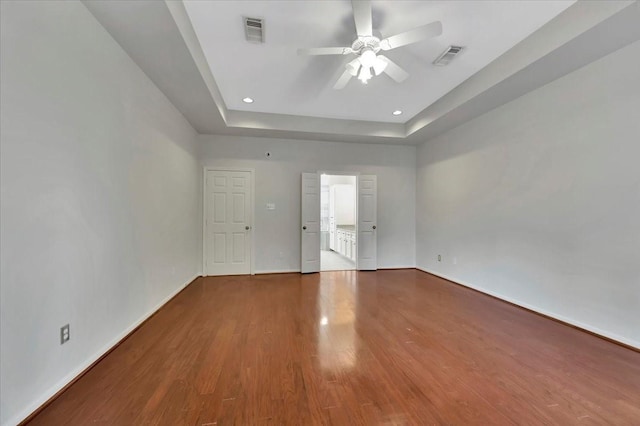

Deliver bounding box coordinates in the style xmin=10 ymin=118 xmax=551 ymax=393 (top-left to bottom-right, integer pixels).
xmin=358 ymin=66 xmax=372 ymax=84
xmin=346 ymin=58 xmax=361 ymax=76
xmin=242 ymin=97 xmax=254 ymax=103
xmin=392 ymin=110 xmax=402 ymax=116
xmin=359 ymin=49 xmax=377 ymax=68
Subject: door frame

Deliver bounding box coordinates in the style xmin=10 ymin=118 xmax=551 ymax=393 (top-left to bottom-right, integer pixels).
xmin=203 ymin=167 xmax=255 ymax=276
xmin=318 ymin=170 xmax=360 ymax=270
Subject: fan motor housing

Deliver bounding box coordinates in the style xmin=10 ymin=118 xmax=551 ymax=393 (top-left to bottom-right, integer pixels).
xmin=351 ymin=36 xmax=381 ymax=55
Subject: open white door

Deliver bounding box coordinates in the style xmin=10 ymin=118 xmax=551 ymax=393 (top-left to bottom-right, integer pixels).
xmin=301 ymin=173 xmax=320 ymax=273
xmin=357 ymin=175 xmax=377 ymax=270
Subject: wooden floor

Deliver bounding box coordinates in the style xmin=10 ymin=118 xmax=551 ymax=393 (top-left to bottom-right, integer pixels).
xmin=28 ymin=270 xmax=640 ymax=425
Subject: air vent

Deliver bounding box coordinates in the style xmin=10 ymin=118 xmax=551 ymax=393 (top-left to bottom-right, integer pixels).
xmin=244 ymin=17 xmax=264 ymax=43
xmin=433 ymin=45 xmax=464 ymax=66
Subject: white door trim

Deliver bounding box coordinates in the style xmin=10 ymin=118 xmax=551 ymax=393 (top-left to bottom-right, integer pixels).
xmin=203 ymin=167 xmax=255 ymax=276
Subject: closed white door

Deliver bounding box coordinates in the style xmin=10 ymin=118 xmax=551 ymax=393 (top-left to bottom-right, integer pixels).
xmin=301 ymin=173 xmax=320 ymax=273
xmin=204 ymin=170 xmax=252 ymax=275
xmin=357 ymin=175 xmax=377 ymax=270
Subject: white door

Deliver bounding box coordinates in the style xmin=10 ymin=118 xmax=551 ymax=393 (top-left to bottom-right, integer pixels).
xmin=357 ymin=175 xmax=377 ymax=270
xmin=204 ymin=170 xmax=252 ymax=275
xmin=301 ymin=173 xmax=320 ymax=273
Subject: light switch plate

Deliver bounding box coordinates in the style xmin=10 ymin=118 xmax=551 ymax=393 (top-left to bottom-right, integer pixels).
xmin=266 ymin=203 xmax=275 ymax=210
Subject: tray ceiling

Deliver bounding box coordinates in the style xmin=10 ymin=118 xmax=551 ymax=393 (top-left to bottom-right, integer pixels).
xmin=83 ymin=0 xmax=640 ymax=143
xmin=183 ymin=0 xmax=574 ymax=123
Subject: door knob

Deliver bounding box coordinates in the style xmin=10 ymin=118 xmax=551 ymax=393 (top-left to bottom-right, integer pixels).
xmin=303 ymin=226 xmax=307 ymax=230
xmin=245 ymin=226 xmax=251 ymax=230
xmin=372 ymin=225 xmax=376 ymax=230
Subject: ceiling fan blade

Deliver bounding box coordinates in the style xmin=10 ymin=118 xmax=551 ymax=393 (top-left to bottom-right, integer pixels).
xmin=377 ymin=55 xmax=409 ymax=83
xmin=333 ymin=69 xmax=353 ymax=90
xmin=372 ymin=56 xmax=387 ymax=76
xmin=297 ymin=47 xmax=353 ymax=56
xmin=352 ymin=0 xmax=372 ymax=37
xmin=379 ymin=21 xmax=442 ymax=51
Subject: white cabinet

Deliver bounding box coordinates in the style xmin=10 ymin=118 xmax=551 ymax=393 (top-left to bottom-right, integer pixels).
xmin=329 ymin=217 xmax=336 ymax=250
xmin=329 ymin=183 xmax=356 ymax=261
xmin=349 ymin=233 xmax=356 ymax=261
xmin=346 ymin=236 xmax=351 ymax=259
xmin=334 ymin=227 xmax=356 ymax=260
xmin=329 ymin=187 xmax=336 ymax=250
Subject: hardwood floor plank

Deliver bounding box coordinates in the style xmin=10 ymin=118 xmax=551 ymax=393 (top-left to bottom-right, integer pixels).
xmin=25 ymin=270 xmax=640 ymax=425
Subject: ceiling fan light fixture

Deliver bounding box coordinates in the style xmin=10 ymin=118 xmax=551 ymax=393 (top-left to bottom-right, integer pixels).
xmin=359 ymin=48 xmax=377 ymax=68
xmin=346 ymin=58 xmax=361 ymax=76
xmin=297 ymin=1 xmax=442 ymax=89
xmin=358 ymin=66 xmax=372 ymax=84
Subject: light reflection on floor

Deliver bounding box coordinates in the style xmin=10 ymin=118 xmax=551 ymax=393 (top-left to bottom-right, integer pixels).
xmin=316 ymin=271 xmax=358 ymax=371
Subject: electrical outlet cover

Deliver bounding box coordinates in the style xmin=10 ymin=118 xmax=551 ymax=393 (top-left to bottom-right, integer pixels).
xmin=60 ymin=324 xmax=70 ymax=344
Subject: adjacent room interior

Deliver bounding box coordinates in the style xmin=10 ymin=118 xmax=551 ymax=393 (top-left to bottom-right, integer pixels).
xmin=321 ymin=174 xmax=357 ymax=271
xmin=1 ymin=0 xmax=639 ymax=425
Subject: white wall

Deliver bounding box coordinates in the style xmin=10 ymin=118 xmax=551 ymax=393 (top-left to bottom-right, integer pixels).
xmin=323 ymin=175 xmax=357 ymax=226
xmin=416 ymin=40 xmax=640 ymax=348
xmin=200 ymin=135 xmax=416 ymax=273
xmin=333 ymin=184 xmax=356 ymax=225
xmin=0 ymin=2 xmax=201 ymax=425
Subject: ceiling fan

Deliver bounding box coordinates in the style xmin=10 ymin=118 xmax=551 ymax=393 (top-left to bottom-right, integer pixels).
xmin=297 ymin=0 xmax=442 ymax=89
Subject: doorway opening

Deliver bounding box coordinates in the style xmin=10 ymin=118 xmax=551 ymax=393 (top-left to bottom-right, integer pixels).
xmin=320 ymin=174 xmax=357 ymax=271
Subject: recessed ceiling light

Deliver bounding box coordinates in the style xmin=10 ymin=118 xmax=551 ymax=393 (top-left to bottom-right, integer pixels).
xmin=242 ymin=97 xmax=254 ymax=104
xmin=392 ymin=110 xmax=402 ymax=116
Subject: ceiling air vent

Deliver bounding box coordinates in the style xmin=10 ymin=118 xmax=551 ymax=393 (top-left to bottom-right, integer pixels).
xmin=244 ymin=17 xmax=264 ymax=43
xmin=433 ymin=45 xmax=464 ymax=66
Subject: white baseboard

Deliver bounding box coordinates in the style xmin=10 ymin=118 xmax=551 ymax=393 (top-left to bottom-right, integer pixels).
xmin=378 ymin=265 xmax=416 ymax=270
xmin=7 ymin=274 xmax=200 ymax=426
xmin=255 ymin=269 xmax=301 ymax=275
xmin=416 ymin=266 xmax=639 ymax=350
xmin=254 ymin=266 xmax=417 ymax=274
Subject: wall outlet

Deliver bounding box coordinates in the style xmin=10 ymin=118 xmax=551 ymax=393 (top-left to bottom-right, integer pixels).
xmin=437 ymin=254 xmax=442 ymax=262
xmin=60 ymin=324 xmax=70 ymax=345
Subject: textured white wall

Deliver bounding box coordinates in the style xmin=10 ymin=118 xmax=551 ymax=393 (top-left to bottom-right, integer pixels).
xmin=0 ymin=2 xmax=201 ymax=424
xmin=416 ymin=40 xmax=640 ymax=348
xmin=199 ymin=135 xmax=416 ymax=273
